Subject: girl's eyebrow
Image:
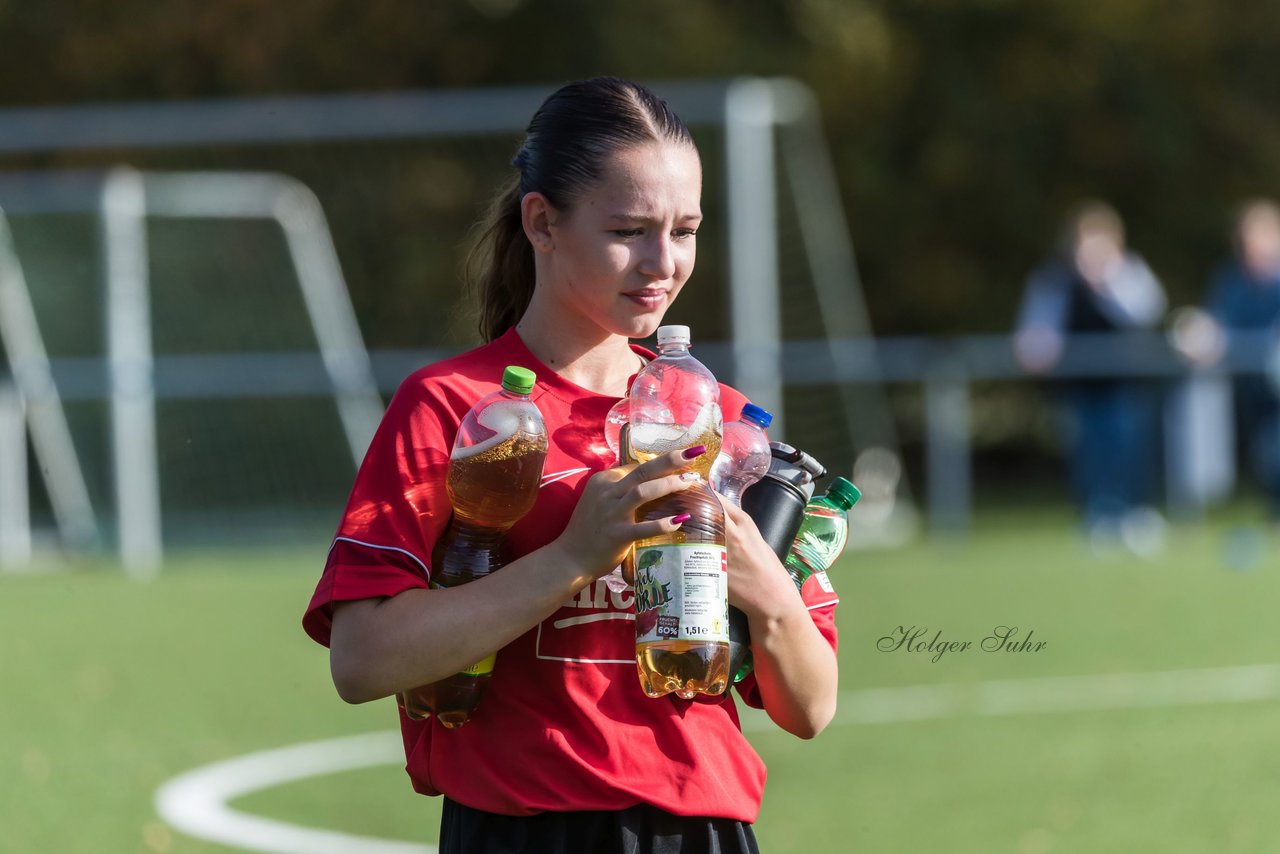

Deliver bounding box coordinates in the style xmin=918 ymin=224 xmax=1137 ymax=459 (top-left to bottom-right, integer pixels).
xmin=606 ymin=212 xmax=703 ymax=223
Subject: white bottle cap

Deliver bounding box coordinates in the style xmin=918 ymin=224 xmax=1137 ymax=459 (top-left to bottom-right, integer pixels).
xmin=656 ymin=325 xmax=691 ymax=346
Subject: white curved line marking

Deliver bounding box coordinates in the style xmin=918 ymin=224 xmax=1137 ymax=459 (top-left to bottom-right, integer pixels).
xmin=154 ymin=731 xmax=434 ymax=854
xmin=155 ymin=664 xmax=1280 ymax=851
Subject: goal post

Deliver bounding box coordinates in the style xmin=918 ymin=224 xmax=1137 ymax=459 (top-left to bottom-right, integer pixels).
xmin=0 ymin=205 xmax=99 ymax=561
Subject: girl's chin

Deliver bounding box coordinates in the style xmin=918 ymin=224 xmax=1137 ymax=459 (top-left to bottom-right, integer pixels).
xmin=619 ymin=316 xmax=666 ymax=340
xmin=609 ymin=307 xmax=668 ymax=338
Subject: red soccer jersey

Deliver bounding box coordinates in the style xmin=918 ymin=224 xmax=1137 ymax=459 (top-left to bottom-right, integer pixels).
xmin=303 ymin=328 xmax=839 ymax=823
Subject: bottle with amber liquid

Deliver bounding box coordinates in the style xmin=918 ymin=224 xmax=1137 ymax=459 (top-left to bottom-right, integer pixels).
xmin=398 ymin=365 xmax=548 ymax=727
xmin=627 ymin=476 xmax=731 ymax=699
xmin=623 ymin=325 xmax=729 ymax=699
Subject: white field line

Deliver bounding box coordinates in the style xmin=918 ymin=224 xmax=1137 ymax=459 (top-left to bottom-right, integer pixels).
xmin=157 ymin=663 xmax=1280 ymax=853
xmin=154 ymin=731 xmax=433 ymax=854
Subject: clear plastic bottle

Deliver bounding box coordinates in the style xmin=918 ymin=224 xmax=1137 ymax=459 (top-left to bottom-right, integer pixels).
xmin=709 ymin=403 xmax=773 ymax=506
xmin=784 ymin=477 xmax=862 ymax=589
xmin=626 ymin=325 xmax=722 ymax=478
xmin=624 ymin=325 xmax=729 ymax=699
xmin=398 ymin=365 xmax=548 ymax=727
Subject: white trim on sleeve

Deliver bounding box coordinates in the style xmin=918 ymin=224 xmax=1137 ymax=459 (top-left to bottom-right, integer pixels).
xmin=330 ymin=536 xmax=431 ymax=582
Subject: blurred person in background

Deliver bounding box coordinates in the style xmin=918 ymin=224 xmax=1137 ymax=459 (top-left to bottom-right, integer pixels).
xmin=1187 ymin=200 xmax=1280 ymax=516
xmin=1014 ymin=201 xmax=1169 ymax=554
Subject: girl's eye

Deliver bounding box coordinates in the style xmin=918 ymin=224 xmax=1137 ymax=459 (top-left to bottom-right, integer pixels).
xmin=613 ymin=229 xmax=643 ymax=238
xmin=674 ymin=229 xmax=698 ymax=239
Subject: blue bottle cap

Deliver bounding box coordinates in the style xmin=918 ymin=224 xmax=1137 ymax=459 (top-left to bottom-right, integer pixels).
xmin=740 ymin=403 xmax=773 ymax=428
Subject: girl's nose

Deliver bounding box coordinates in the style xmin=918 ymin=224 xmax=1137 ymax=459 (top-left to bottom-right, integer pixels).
xmin=640 ymin=234 xmax=677 ymax=280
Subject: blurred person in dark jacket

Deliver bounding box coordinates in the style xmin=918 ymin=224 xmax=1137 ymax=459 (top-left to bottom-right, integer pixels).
xmin=1195 ymin=200 xmax=1280 ymax=514
xmin=1014 ymin=201 xmax=1169 ymax=553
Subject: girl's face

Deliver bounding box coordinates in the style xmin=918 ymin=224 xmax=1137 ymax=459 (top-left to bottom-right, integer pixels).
xmin=541 ymin=140 xmax=702 ymax=340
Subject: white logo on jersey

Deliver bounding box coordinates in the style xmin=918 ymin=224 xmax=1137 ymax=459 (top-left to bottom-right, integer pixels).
xmin=559 ymin=574 xmax=634 ymax=613
xmin=535 ymin=573 xmax=636 ymax=664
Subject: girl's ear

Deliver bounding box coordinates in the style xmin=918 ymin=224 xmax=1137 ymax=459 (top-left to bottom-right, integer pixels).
xmin=521 ymin=192 xmax=556 ymax=254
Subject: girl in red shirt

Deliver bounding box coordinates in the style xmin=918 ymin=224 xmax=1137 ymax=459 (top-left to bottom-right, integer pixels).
xmin=304 ymin=76 xmax=839 ymax=854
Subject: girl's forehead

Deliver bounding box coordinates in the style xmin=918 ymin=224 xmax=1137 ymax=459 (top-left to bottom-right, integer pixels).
xmin=586 ymin=142 xmax=702 ymax=207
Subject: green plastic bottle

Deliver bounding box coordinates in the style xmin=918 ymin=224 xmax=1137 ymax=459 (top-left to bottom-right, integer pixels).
xmin=783 ymin=477 xmax=861 ymax=589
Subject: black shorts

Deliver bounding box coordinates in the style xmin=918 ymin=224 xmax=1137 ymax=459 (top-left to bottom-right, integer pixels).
xmin=439 ymin=797 xmax=762 ymax=854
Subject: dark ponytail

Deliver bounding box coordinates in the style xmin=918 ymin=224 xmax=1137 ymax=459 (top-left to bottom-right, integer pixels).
xmin=465 ymin=77 xmax=695 ymax=342
xmin=464 ymin=176 xmax=533 ymax=344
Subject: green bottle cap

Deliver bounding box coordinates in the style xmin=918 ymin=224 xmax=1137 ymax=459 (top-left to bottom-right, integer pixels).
xmin=501 ymin=365 xmax=536 ymax=395
xmin=826 ymin=477 xmax=861 ymax=511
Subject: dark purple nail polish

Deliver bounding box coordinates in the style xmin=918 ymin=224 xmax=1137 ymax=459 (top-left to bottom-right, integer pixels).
xmin=672 ymin=513 xmax=692 ymax=525
xmin=681 ymin=445 xmax=706 ymax=460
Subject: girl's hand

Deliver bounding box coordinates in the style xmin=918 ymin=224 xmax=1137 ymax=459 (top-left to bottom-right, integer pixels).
xmin=553 ymin=446 xmax=705 ymax=581
xmin=722 ymin=500 xmax=803 ymax=620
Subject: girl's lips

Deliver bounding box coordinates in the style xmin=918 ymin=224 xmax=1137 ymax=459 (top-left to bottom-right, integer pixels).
xmin=623 ymin=290 xmax=668 ymax=308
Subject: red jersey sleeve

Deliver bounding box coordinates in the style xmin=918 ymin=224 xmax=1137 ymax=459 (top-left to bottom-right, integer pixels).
xmin=302 ymin=375 xmax=458 ymax=647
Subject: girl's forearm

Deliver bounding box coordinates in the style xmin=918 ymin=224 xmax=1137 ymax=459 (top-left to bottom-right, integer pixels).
xmin=329 ymin=538 xmax=593 ymax=704
xmin=747 ymin=601 xmax=839 ymax=739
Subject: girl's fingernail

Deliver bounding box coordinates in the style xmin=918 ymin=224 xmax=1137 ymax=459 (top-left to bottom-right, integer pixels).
xmin=679 ymin=471 xmax=700 ymax=482
xmin=672 ymin=513 xmax=692 ymax=525
xmin=682 ymin=445 xmax=707 ymax=460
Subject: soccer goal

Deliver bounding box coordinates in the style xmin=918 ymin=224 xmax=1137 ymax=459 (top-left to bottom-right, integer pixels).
xmin=0 ymin=170 xmax=383 ymax=576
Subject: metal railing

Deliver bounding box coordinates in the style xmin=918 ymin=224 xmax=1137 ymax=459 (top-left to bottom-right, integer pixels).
xmin=10 ymin=328 xmax=1264 ymax=542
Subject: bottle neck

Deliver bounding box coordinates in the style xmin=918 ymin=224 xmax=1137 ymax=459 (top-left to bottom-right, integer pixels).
xmin=657 ymin=342 xmax=690 ymax=357
xmin=808 ymin=496 xmax=844 ymax=515
xmin=823 ymin=492 xmax=855 ymax=512
xmin=450 ymin=517 xmax=511 ymax=541
xmin=719 ymin=482 xmax=745 ymax=507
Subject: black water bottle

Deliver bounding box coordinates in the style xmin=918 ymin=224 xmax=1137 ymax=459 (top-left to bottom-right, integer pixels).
xmin=730 ymin=442 xmax=828 ymax=683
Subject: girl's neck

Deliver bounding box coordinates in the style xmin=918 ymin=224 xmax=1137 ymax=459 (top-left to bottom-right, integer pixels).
xmin=514 ymin=307 xmax=641 ymax=397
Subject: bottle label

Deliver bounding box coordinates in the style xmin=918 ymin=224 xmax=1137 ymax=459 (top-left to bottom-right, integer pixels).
xmin=813 ymin=570 xmax=835 ymax=594
xmin=633 ymin=544 xmax=729 ymax=644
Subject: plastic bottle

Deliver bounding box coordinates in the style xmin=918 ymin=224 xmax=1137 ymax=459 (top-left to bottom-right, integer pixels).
xmin=709 ymin=403 xmax=774 ymax=507
xmin=784 ymin=477 xmax=862 ymax=590
xmin=624 ymin=325 xmax=729 ymax=699
xmin=627 ymin=478 xmax=731 ymax=699
xmin=626 ymin=325 xmax=722 ymax=478
xmin=705 ymin=403 xmax=773 ymax=686
xmin=398 ymin=365 xmax=548 ymax=727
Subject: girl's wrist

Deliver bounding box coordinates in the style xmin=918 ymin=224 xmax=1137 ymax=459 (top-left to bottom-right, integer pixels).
xmin=543 ymin=536 xmax=603 ymax=592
